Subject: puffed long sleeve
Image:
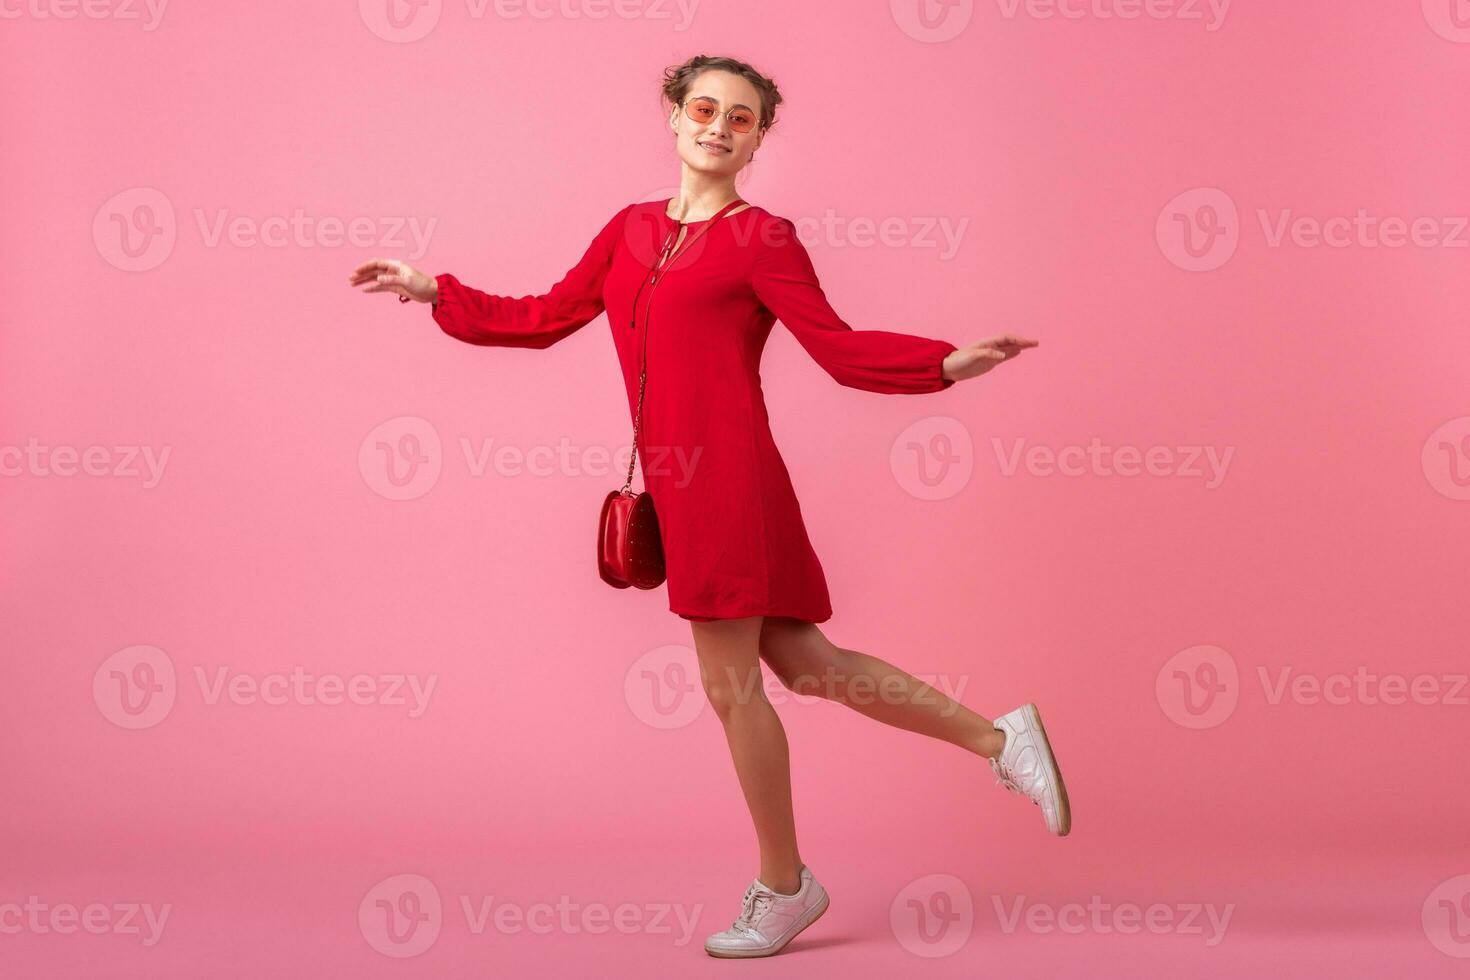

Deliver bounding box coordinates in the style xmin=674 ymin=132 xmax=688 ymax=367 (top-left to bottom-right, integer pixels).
xmin=751 ymin=217 xmax=958 ymax=394
xmin=431 ymin=203 xmax=633 ymax=349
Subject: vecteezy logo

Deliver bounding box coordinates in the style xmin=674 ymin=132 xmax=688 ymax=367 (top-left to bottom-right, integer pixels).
xmin=359 ymin=416 xmax=442 ymax=500
xmin=359 ymin=0 xmax=442 ymax=42
xmin=1423 ymin=0 xmax=1470 ymax=42
xmin=623 ymin=188 xmax=680 ymax=272
xmin=890 ymin=873 xmax=974 ymax=957
xmin=890 ymin=0 xmax=974 ymax=43
xmin=624 ymin=644 xmax=705 ymax=730
xmin=93 ymin=645 xmax=177 ymax=729
xmin=890 ymin=416 xmax=974 ymax=500
xmin=359 ymin=874 xmax=443 ymax=957
xmin=1155 ymin=644 xmax=1239 ymax=729
xmin=624 ymin=186 xmax=732 ymax=274
xmin=1156 ymin=187 xmax=1239 ymax=272
xmin=1423 ymin=874 xmax=1470 ymax=958
xmin=93 ymin=188 xmax=177 ymax=272
xmin=1422 ymin=417 xmax=1470 ymax=501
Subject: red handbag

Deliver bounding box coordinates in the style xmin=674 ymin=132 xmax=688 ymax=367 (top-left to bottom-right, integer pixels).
xmin=597 ymin=481 xmax=665 ymax=590
xmin=598 ymin=198 xmax=747 ymax=590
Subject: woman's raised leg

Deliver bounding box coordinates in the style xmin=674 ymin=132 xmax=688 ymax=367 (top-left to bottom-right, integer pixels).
xmin=689 ymin=615 xmax=804 ymax=896
xmin=757 ymin=616 xmax=1007 ymax=759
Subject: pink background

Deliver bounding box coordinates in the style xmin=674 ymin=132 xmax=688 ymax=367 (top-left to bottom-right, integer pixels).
xmin=4 ymin=0 xmax=1468 ymax=975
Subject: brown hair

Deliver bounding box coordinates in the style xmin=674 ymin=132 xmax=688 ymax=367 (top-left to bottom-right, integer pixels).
xmin=661 ymin=55 xmax=783 ymax=133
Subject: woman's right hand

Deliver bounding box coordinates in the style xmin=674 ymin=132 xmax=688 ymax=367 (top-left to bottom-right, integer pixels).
xmin=346 ymin=258 xmax=439 ymax=304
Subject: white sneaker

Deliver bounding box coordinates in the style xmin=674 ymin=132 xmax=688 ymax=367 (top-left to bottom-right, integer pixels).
xmin=989 ymin=702 xmax=1072 ymax=836
xmin=703 ymin=865 xmax=830 ymax=958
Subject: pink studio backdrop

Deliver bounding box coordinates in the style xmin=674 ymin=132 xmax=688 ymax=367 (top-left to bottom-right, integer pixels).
xmin=3 ymin=1 xmax=1467 ymax=976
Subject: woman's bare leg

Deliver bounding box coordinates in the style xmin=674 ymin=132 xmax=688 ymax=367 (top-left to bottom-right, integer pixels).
xmin=689 ymin=615 xmax=804 ymax=897
xmin=758 ymin=616 xmax=1007 ymax=759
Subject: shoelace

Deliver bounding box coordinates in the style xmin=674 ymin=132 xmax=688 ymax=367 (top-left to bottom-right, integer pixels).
xmin=732 ymin=882 xmax=774 ymax=933
xmin=990 ymin=756 xmax=1041 ymax=808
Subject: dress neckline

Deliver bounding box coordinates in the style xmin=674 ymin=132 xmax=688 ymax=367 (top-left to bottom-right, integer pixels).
xmin=662 ymin=197 xmax=756 ymax=226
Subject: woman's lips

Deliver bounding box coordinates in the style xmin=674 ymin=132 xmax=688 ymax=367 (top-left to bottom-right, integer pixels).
xmin=698 ymin=140 xmax=731 ymax=154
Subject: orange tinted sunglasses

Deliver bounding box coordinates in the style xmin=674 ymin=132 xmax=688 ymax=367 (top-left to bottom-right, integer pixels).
xmin=681 ymin=97 xmax=758 ymax=134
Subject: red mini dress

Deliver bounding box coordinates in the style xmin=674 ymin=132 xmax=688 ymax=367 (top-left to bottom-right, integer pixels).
xmin=431 ymin=198 xmax=958 ymax=624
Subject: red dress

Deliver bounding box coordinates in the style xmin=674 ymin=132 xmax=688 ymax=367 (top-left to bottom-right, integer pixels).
xmin=431 ymin=199 xmax=958 ymax=624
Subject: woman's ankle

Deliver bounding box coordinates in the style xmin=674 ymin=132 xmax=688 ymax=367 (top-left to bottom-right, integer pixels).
xmin=975 ymin=726 xmax=1007 ymax=759
xmin=759 ymin=863 xmax=804 ymax=896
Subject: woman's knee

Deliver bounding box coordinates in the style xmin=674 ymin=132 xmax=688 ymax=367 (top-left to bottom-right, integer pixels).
xmin=697 ymin=659 xmax=767 ymax=718
xmin=759 ymin=619 xmax=849 ymax=697
xmin=691 ymin=618 xmax=766 ymax=719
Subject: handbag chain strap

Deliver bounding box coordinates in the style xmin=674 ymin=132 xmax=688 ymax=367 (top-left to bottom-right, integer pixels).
xmin=620 ymin=197 xmax=747 ymax=494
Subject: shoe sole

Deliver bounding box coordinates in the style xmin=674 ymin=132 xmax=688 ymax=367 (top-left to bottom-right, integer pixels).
xmin=704 ymin=889 xmax=831 ymax=958
xmin=1020 ymin=702 xmax=1072 ymax=837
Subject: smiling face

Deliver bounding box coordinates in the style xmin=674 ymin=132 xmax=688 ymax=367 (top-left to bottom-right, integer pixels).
xmin=668 ymin=69 xmax=765 ymax=175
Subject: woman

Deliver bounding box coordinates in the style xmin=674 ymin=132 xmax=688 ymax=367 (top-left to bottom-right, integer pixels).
xmin=348 ymin=54 xmax=1070 ymax=959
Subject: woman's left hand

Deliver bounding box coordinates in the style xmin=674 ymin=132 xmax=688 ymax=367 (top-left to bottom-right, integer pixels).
xmin=942 ymin=335 xmax=1039 ymax=383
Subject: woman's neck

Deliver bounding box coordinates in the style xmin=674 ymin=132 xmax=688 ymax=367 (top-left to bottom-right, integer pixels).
xmin=666 ymin=179 xmax=743 ymax=223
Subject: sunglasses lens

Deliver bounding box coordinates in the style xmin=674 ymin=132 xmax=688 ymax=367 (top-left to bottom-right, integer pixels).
xmin=728 ymin=110 xmax=755 ymax=133
xmin=686 ymin=98 xmax=717 ymax=123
